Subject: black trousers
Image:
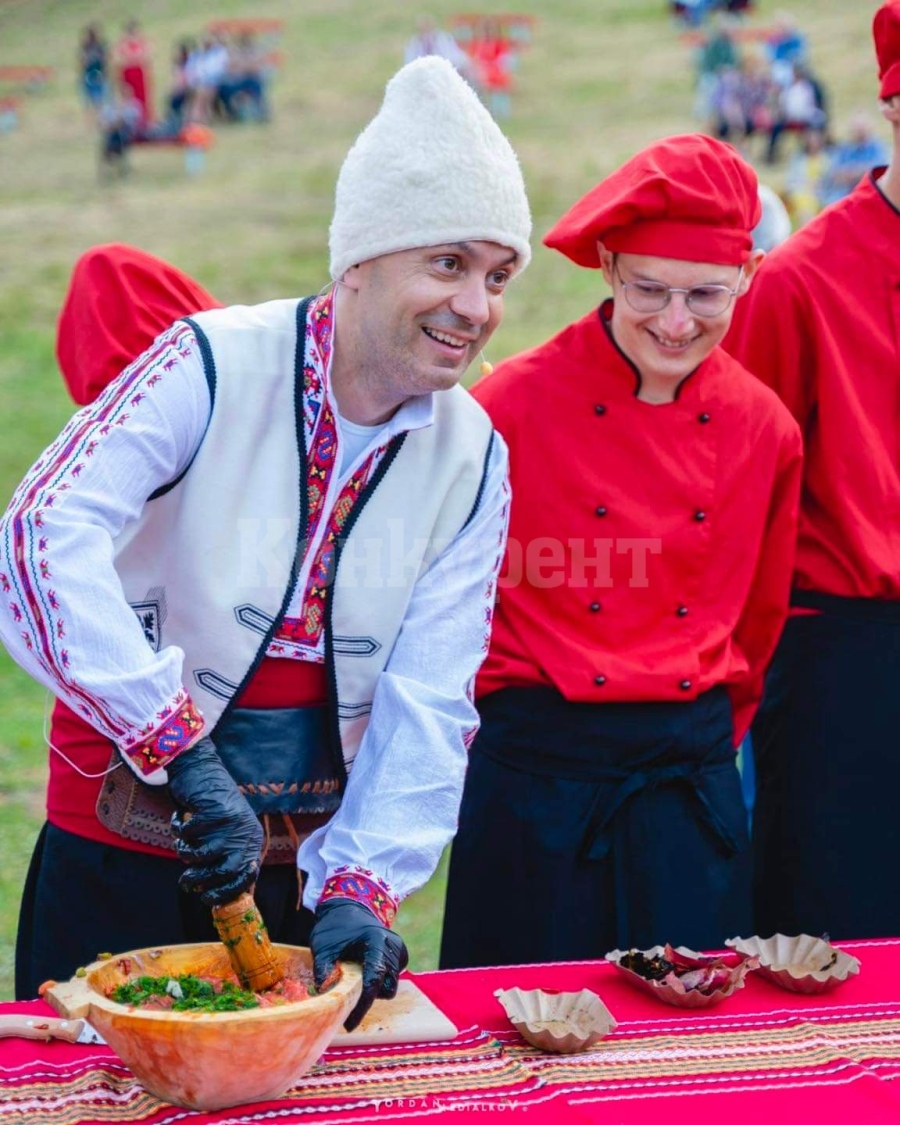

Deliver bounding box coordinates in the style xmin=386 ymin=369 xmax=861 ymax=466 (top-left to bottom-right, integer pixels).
xmin=15 ymin=824 xmax=314 ymax=999
xmin=751 ymin=596 xmax=900 ymax=940
xmin=440 ymin=686 xmax=750 ymax=969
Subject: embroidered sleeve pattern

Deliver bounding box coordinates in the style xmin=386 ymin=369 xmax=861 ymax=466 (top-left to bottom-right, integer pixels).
xmin=122 ymin=694 xmax=204 ymax=775
xmin=0 ymin=322 xmax=202 ymax=743
xmin=318 ymin=865 xmax=399 ymax=928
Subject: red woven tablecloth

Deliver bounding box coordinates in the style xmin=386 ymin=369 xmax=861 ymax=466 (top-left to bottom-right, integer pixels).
xmin=415 ymin=938 xmax=900 ymax=1124
xmin=2 ymin=939 xmax=899 ymax=1125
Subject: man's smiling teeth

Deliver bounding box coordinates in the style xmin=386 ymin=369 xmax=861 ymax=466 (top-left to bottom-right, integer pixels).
xmin=653 ymin=333 xmax=692 ymax=349
xmin=424 ymin=327 xmax=468 ymax=347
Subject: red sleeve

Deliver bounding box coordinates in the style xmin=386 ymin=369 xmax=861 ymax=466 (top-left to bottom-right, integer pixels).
xmin=726 ymin=422 xmax=803 ymax=744
xmin=724 ymin=262 xmax=816 ymax=430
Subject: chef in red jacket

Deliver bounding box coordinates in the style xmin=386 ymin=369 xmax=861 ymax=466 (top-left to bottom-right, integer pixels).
xmin=723 ymin=2 xmax=900 ymax=941
xmin=440 ymin=134 xmax=803 ymax=967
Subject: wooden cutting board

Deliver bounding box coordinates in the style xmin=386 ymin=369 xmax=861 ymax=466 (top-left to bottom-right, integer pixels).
xmin=331 ymin=980 xmax=458 ymax=1046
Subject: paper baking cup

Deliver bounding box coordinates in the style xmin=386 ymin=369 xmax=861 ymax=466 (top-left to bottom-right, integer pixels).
xmin=605 ymin=945 xmax=758 ymax=1008
xmin=494 ymin=987 xmax=617 ymax=1053
xmin=725 ymin=933 xmax=861 ymax=994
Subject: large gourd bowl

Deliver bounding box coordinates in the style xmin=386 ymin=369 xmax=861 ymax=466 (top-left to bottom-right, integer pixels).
xmin=44 ymin=943 xmax=363 ymax=1111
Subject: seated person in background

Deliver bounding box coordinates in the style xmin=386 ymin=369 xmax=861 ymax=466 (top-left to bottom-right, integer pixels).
xmin=404 ymin=14 xmax=471 ymax=78
xmin=711 ymin=53 xmax=773 ymax=153
xmin=218 ymin=32 xmax=269 ymax=122
xmin=818 ymin=112 xmax=890 ymax=206
xmin=185 ymin=33 xmax=229 ymax=122
xmin=440 ymin=134 xmax=802 ymax=969
xmin=766 ymin=62 xmax=828 ymax=163
xmin=98 ymin=80 xmax=143 ymax=176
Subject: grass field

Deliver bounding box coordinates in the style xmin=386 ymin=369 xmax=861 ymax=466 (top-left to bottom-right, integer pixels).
xmin=0 ymin=0 xmax=886 ymax=998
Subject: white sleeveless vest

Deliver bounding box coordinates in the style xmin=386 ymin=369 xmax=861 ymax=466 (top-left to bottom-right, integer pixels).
xmin=112 ymin=299 xmax=494 ymax=771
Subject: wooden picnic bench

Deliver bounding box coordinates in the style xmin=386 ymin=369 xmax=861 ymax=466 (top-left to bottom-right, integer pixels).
xmin=0 ymin=65 xmax=54 ymax=90
xmin=449 ymin=13 xmax=536 ymax=45
xmin=679 ymin=24 xmax=777 ymax=47
xmin=205 ymin=18 xmax=284 ymax=37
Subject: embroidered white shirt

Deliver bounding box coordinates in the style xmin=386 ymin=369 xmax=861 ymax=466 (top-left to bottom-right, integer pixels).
xmin=0 ymin=317 xmax=509 ymax=909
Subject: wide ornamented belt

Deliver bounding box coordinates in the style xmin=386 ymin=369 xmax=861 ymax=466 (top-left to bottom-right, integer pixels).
xmin=95 ymin=704 xmax=342 ymax=863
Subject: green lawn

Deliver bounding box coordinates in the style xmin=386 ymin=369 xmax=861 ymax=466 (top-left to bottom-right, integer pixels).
xmin=0 ymin=0 xmax=881 ymax=997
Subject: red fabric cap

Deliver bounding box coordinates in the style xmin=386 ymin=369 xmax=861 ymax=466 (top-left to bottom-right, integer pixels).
xmin=874 ymin=2 xmax=900 ymax=100
xmin=544 ymin=134 xmax=761 ymax=268
xmin=56 ymin=242 xmax=222 ymax=405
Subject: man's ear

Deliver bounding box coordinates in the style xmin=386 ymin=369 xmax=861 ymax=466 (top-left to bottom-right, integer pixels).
xmin=880 ymin=96 xmax=900 ymax=126
xmin=738 ymin=249 xmax=766 ymax=294
xmin=338 ymin=264 xmax=363 ymax=292
xmin=597 ymin=242 xmax=614 ymax=286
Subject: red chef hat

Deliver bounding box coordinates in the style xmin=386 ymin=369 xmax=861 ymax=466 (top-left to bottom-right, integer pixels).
xmin=874 ymin=2 xmax=900 ymax=101
xmin=56 ymin=243 xmax=222 ymax=405
xmin=544 ymin=134 xmax=760 ymax=268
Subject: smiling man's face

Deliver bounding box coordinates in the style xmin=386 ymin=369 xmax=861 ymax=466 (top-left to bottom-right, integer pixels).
xmin=599 ymin=247 xmax=757 ymax=396
xmin=346 ymin=240 xmax=519 ymax=403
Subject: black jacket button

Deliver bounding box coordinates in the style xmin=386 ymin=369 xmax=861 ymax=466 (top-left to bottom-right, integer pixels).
xmin=595 ymin=675 xmax=607 ymax=686
xmin=595 ymin=404 xmax=607 ymax=415
xmin=694 ymin=510 xmax=706 ymax=522
xmin=590 ymin=602 xmax=601 ymax=612
xmin=595 ymin=506 xmax=608 ymax=517
xmin=697 ymin=412 xmax=711 ymax=424
xmin=679 ymin=679 xmax=692 ymax=690
xmin=677 ymin=605 xmax=688 ymax=617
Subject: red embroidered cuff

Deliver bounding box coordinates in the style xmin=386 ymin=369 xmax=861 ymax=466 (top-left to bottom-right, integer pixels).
xmin=123 ymin=697 xmax=204 ymax=776
xmin=319 ymin=866 xmax=399 ymax=928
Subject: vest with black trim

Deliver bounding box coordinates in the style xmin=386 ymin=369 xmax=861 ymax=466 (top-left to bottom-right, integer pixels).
xmin=112 ymin=297 xmax=495 ymax=774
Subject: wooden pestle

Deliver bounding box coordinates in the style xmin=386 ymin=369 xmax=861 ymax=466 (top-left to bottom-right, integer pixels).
xmin=212 ymin=891 xmax=284 ymax=992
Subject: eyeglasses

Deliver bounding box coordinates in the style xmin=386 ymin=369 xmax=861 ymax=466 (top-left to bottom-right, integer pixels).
xmin=614 ymin=262 xmax=744 ymax=318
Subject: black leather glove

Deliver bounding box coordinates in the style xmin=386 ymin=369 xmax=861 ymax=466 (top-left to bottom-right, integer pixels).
xmin=166 ymin=735 xmax=264 ymax=906
xmin=309 ymin=898 xmax=409 ymax=1031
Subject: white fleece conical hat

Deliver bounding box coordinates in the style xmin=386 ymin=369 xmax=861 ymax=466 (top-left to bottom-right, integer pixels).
xmin=329 ymin=57 xmax=532 ymax=280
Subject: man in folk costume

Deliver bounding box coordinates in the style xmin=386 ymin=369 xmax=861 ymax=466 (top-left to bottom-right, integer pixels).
xmin=440 ymin=135 xmax=802 ymax=968
xmin=0 ymin=57 xmax=531 ymax=1025
xmin=723 ymin=2 xmax=900 ymax=940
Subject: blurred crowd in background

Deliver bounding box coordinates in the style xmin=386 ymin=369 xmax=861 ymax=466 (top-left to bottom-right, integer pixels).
xmin=64 ymin=8 xmax=892 ymax=227
xmin=401 ymin=6 xmax=889 ymax=240
xmin=684 ymin=7 xmax=889 ymax=227
xmin=404 ymin=13 xmax=535 ymax=119
xmin=78 ymin=18 xmax=273 ymax=178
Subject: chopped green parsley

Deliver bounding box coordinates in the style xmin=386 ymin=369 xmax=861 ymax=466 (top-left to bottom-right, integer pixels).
xmin=110 ymin=974 xmax=260 ymax=1012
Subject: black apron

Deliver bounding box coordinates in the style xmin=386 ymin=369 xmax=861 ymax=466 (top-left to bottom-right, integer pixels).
xmin=751 ymin=590 xmax=900 ymax=940
xmin=440 ymin=685 xmax=750 ymax=968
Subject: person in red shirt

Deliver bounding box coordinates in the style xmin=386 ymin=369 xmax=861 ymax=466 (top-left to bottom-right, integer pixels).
xmin=722 ymin=2 xmax=900 ymax=941
xmin=440 ymin=135 xmax=803 ymax=967
xmin=112 ymin=20 xmax=153 ymax=131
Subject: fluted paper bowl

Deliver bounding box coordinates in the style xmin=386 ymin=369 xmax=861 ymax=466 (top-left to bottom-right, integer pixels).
xmin=44 ymin=943 xmax=362 ymax=1111
xmin=494 ymin=986 xmax=617 ymax=1053
xmin=725 ymin=934 xmax=861 ymax=994
xmin=606 ymin=945 xmax=758 ymax=1008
